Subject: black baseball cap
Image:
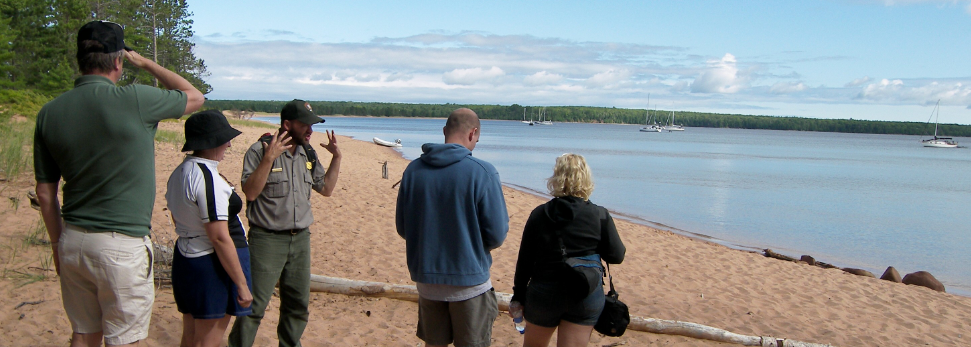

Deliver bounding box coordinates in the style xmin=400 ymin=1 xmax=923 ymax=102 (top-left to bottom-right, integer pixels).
xmin=77 ymin=21 xmax=131 ymax=54
xmin=182 ymin=110 xmax=242 ymax=152
xmin=281 ymin=99 xmax=324 ymax=125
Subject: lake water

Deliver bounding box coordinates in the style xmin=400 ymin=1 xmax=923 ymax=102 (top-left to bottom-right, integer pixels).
xmin=264 ymin=116 xmax=971 ymax=296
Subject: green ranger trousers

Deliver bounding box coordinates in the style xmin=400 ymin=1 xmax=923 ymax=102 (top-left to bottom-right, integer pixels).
xmin=228 ymin=226 xmax=311 ymax=347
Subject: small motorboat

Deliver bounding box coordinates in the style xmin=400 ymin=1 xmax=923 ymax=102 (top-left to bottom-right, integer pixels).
xmin=373 ymin=137 xmax=402 ymax=147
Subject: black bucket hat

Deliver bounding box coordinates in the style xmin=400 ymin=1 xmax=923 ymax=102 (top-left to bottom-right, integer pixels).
xmin=77 ymin=20 xmax=131 ymax=53
xmin=182 ymin=110 xmax=242 ymax=152
xmin=281 ymin=99 xmax=324 ymax=125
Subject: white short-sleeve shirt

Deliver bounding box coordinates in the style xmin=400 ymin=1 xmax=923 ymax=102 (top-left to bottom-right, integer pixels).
xmin=165 ymin=156 xmax=242 ymax=258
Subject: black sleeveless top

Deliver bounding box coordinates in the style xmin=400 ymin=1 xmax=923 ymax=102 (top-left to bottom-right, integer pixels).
xmin=228 ymin=190 xmax=247 ymax=248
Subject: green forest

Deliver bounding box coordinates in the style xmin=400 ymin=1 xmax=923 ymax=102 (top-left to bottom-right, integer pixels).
xmin=206 ymin=99 xmax=971 ymax=137
xmin=0 ymin=0 xmax=209 ymax=180
xmin=0 ymin=0 xmax=209 ymax=96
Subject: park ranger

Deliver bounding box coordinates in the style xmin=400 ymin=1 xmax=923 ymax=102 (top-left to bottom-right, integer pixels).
xmin=228 ymin=99 xmax=342 ymax=347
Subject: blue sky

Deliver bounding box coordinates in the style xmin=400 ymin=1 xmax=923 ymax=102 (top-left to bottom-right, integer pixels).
xmin=187 ymin=0 xmax=971 ymax=123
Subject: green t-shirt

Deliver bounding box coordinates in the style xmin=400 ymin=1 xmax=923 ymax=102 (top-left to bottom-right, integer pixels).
xmin=34 ymin=75 xmax=187 ymax=237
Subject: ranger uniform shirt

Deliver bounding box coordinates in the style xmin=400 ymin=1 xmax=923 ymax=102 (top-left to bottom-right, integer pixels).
xmin=241 ymin=140 xmax=326 ymax=230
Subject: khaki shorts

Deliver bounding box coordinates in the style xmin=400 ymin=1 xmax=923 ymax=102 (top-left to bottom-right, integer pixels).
xmin=58 ymin=224 xmax=154 ymax=345
xmin=417 ymin=288 xmax=498 ymax=347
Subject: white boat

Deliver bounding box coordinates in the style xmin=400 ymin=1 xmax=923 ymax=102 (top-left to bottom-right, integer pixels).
xmin=921 ymin=100 xmax=957 ymax=148
xmin=639 ymin=97 xmax=663 ymax=132
xmin=639 ymin=110 xmax=663 ymax=132
xmin=373 ymin=137 xmax=402 ymax=147
xmin=521 ymin=108 xmax=533 ymax=125
xmin=535 ymin=107 xmax=552 ymax=125
xmin=664 ymin=111 xmax=685 ymax=132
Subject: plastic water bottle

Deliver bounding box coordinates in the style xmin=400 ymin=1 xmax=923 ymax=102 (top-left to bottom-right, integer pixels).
xmin=509 ymin=301 xmax=526 ymax=334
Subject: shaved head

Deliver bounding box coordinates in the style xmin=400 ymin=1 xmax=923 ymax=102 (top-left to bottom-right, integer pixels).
xmin=443 ymin=108 xmax=481 ymax=151
xmin=444 ymin=108 xmax=480 ymax=136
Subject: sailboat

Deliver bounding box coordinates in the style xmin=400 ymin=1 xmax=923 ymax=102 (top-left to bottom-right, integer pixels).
xmin=639 ymin=94 xmax=663 ymax=132
xmin=521 ymin=108 xmax=533 ymax=125
xmin=639 ymin=108 xmax=662 ymax=132
xmin=664 ymin=111 xmax=685 ymax=132
xmin=921 ymin=100 xmax=957 ymax=148
xmin=536 ymin=107 xmax=553 ymax=125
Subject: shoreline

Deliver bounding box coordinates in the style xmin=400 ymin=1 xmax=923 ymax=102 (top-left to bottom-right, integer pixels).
xmin=252 ymin=114 xmax=970 ymax=297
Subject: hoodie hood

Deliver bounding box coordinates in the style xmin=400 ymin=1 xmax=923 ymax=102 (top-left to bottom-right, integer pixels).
xmin=420 ymin=143 xmax=471 ymax=167
xmin=543 ymin=196 xmax=586 ymax=224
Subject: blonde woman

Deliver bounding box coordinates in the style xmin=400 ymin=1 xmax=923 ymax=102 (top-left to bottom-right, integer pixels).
xmin=511 ymin=154 xmax=626 ymax=347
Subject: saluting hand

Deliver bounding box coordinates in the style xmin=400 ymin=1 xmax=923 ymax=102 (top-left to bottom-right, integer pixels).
xmin=320 ymin=130 xmax=341 ymax=158
xmin=263 ymin=130 xmax=292 ymax=161
xmin=123 ymin=50 xmax=151 ymax=69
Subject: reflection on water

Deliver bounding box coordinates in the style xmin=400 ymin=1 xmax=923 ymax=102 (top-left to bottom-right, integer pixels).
xmin=268 ymin=116 xmax=971 ymax=295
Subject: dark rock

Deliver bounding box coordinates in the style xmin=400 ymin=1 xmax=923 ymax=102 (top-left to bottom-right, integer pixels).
xmin=880 ymin=266 xmax=902 ymax=283
xmin=800 ymin=255 xmax=816 ymax=266
xmin=842 ymin=268 xmax=876 ymax=277
xmin=902 ymin=271 xmax=945 ymax=292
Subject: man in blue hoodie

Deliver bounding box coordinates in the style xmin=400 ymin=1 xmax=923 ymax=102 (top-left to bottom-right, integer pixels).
xmin=396 ymin=108 xmax=509 ymax=347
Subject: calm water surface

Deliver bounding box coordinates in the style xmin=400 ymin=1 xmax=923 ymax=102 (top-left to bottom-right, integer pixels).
xmin=265 ymin=116 xmax=971 ymax=295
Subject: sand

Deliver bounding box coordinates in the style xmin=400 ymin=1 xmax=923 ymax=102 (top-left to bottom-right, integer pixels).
xmin=0 ymin=120 xmax=969 ymax=346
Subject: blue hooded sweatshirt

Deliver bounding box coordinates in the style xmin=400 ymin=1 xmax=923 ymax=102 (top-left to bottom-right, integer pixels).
xmin=395 ymin=143 xmax=509 ymax=286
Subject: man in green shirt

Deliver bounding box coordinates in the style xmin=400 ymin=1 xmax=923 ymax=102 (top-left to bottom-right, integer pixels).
xmin=33 ymin=20 xmax=204 ymax=347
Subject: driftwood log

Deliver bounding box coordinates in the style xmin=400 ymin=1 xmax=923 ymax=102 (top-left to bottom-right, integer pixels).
xmin=308 ymin=275 xmax=832 ymax=347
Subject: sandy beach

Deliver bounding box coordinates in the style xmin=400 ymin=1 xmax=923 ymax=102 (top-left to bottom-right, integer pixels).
xmin=1 ymin=119 xmax=969 ymax=347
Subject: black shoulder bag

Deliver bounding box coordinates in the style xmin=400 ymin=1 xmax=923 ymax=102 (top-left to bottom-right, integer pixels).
xmin=595 ymin=263 xmax=629 ymax=336
xmin=553 ymin=227 xmax=604 ymax=301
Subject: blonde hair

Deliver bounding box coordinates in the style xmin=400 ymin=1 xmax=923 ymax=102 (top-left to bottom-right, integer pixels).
xmin=546 ymin=153 xmax=594 ymax=200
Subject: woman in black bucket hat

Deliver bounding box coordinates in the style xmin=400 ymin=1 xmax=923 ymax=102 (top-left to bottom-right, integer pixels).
xmin=164 ymin=110 xmax=253 ymax=347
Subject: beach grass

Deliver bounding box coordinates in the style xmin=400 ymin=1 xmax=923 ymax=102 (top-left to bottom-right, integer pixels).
xmin=0 ymin=121 xmax=35 ymax=180
xmin=0 ymin=89 xmax=48 ymax=180
xmin=228 ymin=118 xmax=276 ymax=129
xmin=155 ymin=129 xmax=184 ymax=144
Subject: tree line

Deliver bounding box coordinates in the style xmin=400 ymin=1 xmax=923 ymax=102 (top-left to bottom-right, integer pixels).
xmin=206 ymin=100 xmax=971 ymax=137
xmin=0 ymin=0 xmax=209 ymax=96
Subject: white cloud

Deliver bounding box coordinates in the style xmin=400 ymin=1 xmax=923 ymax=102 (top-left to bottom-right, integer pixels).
xmin=845 ymin=76 xmax=872 ymax=87
xmin=690 ymin=53 xmax=744 ymax=93
xmin=192 ymin=33 xmax=970 ymax=121
xmin=770 ymin=81 xmax=808 ymax=94
xmin=857 ymin=79 xmax=904 ymax=100
xmin=442 ymin=66 xmax=506 ymax=85
xmin=856 ymin=79 xmax=971 ymax=104
xmin=585 ymin=69 xmax=630 ymax=88
xmin=523 ymin=71 xmax=563 ymax=86
xmin=384 ymin=72 xmax=413 ymax=82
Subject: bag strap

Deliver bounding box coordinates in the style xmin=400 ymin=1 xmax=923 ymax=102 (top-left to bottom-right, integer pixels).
xmin=605 ymin=263 xmax=617 ymax=294
xmin=553 ymin=224 xmax=569 ymax=261
xmin=303 ymin=144 xmax=319 ymax=175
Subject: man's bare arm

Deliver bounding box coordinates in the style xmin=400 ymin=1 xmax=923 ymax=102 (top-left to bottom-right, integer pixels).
xmin=35 ymin=182 xmax=62 ymax=275
xmin=124 ymin=50 xmax=205 ymax=115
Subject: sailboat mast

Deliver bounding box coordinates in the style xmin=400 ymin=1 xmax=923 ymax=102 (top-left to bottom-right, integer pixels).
xmin=646 ymin=93 xmax=650 ymax=125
